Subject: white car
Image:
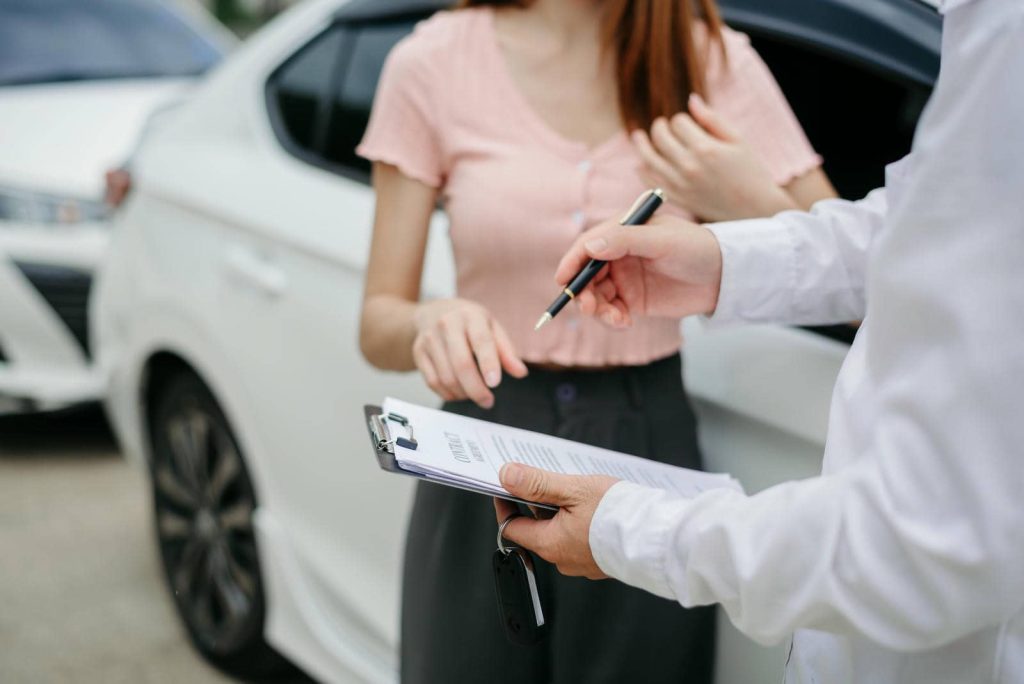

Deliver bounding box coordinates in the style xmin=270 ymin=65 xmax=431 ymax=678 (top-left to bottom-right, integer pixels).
xmin=93 ymin=0 xmax=941 ymax=681
xmin=0 ymin=0 xmax=231 ymax=414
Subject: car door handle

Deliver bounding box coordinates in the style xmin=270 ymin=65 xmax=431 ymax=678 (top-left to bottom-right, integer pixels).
xmin=223 ymin=246 xmax=288 ymax=298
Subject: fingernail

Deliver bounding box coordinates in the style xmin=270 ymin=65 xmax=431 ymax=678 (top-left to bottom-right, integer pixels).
xmin=690 ymin=93 xmax=704 ymax=108
xmin=485 ymin=371 xmax=500 ymax=388
xmin=501 ymin=463 xmax=522 ymax=488
xmin=482 ymin=396 xmax=494 ymax=409
xmin=585 ymin=238 xmax=608 ymax=254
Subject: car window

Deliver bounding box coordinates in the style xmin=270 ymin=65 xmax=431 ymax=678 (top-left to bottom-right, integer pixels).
xmin=0 ymin=0 xmax=224 ymax=87
xmin=270 ymin=27 xmax=347 ymax=154
xmin=266 ymin=18 xmax=420 ymax=182
xmin=322 ymin=23 xmax=414 ymax=175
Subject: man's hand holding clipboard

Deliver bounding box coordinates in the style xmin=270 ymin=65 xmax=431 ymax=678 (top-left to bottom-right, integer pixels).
xmin=493 ymin=463 xmax=617 ymax=580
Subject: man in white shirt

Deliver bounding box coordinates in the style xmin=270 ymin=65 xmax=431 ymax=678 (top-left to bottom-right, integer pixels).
xmin=494 ymin=0 xmax=1024 ymax=681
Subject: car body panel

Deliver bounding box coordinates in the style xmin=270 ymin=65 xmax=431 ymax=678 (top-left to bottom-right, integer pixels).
xmin=0 ymin=80 xmax=193 ymax=198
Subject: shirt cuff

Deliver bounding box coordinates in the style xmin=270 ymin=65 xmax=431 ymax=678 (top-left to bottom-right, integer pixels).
xmin=704 ymin=216 xmax=798 ymax=326
xmin=589 ymin=481 xmax=692 ymax=601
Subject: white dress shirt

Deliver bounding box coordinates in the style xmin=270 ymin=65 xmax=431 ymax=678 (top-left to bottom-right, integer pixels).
xmin=589 ymin=1 xmax=1024 ymax=681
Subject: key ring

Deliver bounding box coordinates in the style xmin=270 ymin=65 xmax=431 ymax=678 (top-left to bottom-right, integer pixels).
xmin=497 ymin=513 xmax=522 ymax=557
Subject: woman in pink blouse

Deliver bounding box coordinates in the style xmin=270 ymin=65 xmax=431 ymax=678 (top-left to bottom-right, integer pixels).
xmin=359 ymin=1 xmax=836 ymax=681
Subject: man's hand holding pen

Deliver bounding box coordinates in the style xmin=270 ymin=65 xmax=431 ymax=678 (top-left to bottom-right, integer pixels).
xmin=553 ymin=214 xmax=724 ymax=328
xmin=502 ymin=200 xmax=728 ymax=573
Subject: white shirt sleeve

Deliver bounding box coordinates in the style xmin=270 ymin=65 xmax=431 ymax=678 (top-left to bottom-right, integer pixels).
xmin=705 ymin=189 xmax=887 ymax=327
xmin=591 ymin=2 xmax=1024 ymax=650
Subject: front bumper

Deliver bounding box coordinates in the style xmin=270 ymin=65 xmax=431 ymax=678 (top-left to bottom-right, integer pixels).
xmin=0 ymin=365 xmax=106 ymax=413
xmin=0 ymin=221 xmax=108 ymax=414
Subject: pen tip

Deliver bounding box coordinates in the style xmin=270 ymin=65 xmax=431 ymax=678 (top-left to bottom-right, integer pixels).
xmin=534 ymin=313 xmax=552 ymax=331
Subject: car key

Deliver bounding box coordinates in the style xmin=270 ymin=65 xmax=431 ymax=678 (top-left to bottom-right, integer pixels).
xmin=493 ymin=516 xmax=547 ymax=646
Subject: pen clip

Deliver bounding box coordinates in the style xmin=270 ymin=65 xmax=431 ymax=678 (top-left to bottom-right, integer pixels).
xmin=619 ymin=188 xmax=664 ymax=224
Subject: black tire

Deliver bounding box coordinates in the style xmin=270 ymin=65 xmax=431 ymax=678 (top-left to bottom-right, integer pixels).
xmin=148 ymin=371 xmax=298 ymax=681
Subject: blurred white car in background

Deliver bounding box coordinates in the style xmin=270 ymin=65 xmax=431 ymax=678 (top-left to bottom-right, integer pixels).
xmin=92 ymin=0 xmax=941 ymax=681
xmin=0 ymin=0 xmax=232 ymax=414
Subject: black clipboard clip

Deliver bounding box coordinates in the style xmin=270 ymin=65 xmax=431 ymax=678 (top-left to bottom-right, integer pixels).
xmin=368 ymin=410 xmax=418 ymax=452
xmin=364 ymin=405 xmax=558 ymax=512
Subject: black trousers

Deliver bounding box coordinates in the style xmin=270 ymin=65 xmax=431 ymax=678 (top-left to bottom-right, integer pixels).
xmin=400 ymin=353 xmax=715 ymax=684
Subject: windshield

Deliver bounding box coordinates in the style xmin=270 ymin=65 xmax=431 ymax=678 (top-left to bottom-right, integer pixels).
xmin=0 ymin=0 xmax=225 ymax=87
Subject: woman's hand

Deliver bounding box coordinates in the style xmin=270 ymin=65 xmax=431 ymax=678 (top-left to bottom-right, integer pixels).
xmin=633 ymin=94 xmax=798 ymax=222
xmin=412 ymin=299 xmax=528 ymax=408
xmin=553 ymin=214 xmax=723 ymax=328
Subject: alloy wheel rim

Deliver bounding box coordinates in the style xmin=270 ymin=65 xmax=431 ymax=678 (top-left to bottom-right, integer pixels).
xmin=153 ymin=402 xmax=260 ymax=653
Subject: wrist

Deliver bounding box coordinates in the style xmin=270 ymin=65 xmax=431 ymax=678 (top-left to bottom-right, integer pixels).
xmin=699 ymin=226 xmax=724 ymax=317
xmin=412 ymin=298 xmax=452 ymax=332
xmin=757 ymin=186 xmax=800 ymax=217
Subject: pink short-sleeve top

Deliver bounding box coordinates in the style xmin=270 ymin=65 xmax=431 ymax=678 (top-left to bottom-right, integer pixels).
xmin=357 ymin=8 xmax=822 ymax=367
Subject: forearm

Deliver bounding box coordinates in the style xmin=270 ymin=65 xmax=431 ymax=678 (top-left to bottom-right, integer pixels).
xmin=707 ymin=188 xmax=886 ymax=326
xmin=593 ymin=452 xmax=1024 ymax=650
xmin=359 ymin=294 xmax=420 ymax=371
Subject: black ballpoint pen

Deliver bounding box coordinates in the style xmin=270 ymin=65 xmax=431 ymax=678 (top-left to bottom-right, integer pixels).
xmin=535 ymin=188 xmax=664 ymax=331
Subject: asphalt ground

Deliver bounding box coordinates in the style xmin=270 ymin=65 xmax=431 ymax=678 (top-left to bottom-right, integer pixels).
xmin=0 ymin=406 xmax=235 ymax=684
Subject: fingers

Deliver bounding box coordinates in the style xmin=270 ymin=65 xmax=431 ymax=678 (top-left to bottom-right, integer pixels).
xmin=493 ymin=497 xmax=553 ymax=557
xmin=499 ymin=463 xmax=581 ymax=507
xmin=421 ymin=331 xmax=462 ymax=401
xmin=499 ymin=514 xmax=554 ymax=557
xmin=553 ymin=226 xmax=631 ymax=280
xmin=575 ymin=280 xmax=632 ymax=328
xmin=553 ymin=222 xmax=620 ymax=285
xmin=688 ymin=93 xmax=736 ymax=142
xmin=576 ymin=287 xmax=597 ymax=316
xmin=670 ymin=111 xmax=713 ymax=152
xmin=631 ymin=128 xmax=678 ymax=182
xmin=596 ymin=297 xmax=632 ymax=328
xmin=590 ymin=280 xmax=628 ymax=324
xmin=466 ymin=315 xmax=502 ymax=389
xmin=441 ymin=315 xmax=494 ymax=409
xmin=650 ymin=117 xmax=695 ymax=171
xmin=554 ymin=219 xmax=679 ymax=288
xmin=582 ymin=223 xmax=674 ymax=262
xmin=412 ymin=338 xmax=454 ymax=401
xmin=493 ymin=496 xmax=518 ymax=524
xmin=492 ymin=322 xmax=528 ymax=379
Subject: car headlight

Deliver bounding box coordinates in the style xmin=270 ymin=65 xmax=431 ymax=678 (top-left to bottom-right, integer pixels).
xmin=0 ymin=186 xmax=109 ymax=225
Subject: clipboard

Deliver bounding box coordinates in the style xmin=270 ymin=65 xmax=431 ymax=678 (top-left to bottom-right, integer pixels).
xmin=364 ymin=405 xmax=558 ymax=511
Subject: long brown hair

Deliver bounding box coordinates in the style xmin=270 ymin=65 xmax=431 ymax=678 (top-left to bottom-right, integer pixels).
xmin=456 ymin=0 xmax=725 ymax=131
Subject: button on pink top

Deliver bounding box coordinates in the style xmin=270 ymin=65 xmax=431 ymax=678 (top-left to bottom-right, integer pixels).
xmin=358 ymin=8 xmax=822 ymax=367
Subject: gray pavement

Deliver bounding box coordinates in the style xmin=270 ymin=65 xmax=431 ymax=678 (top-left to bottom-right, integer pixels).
xmin=0 ymin=407 xmax=234 ymax=684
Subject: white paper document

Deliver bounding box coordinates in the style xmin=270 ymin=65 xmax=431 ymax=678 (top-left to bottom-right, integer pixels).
xmin=381 ymin=397 xmax=743 ymax=504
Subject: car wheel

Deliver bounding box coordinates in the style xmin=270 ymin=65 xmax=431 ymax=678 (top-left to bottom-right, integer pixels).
xmin=149 ymin=371 xmax=295 ymax=680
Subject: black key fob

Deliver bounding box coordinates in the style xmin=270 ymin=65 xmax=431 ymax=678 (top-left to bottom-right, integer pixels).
xmin=492 ymin=547 xmax=547 ymax=646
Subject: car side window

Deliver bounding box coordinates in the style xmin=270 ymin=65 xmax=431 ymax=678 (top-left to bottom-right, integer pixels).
xmin=268 ymin=27 xmax=346 ymax=155
xmin=266 ymin=18 xmax=419 ymax=183
xmin=322 ymin=23 xmax=413 ymax=174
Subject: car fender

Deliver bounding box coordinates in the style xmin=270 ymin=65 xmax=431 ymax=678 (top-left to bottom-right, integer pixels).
xmin=111 ymin=300 xmax=273 ymax=498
